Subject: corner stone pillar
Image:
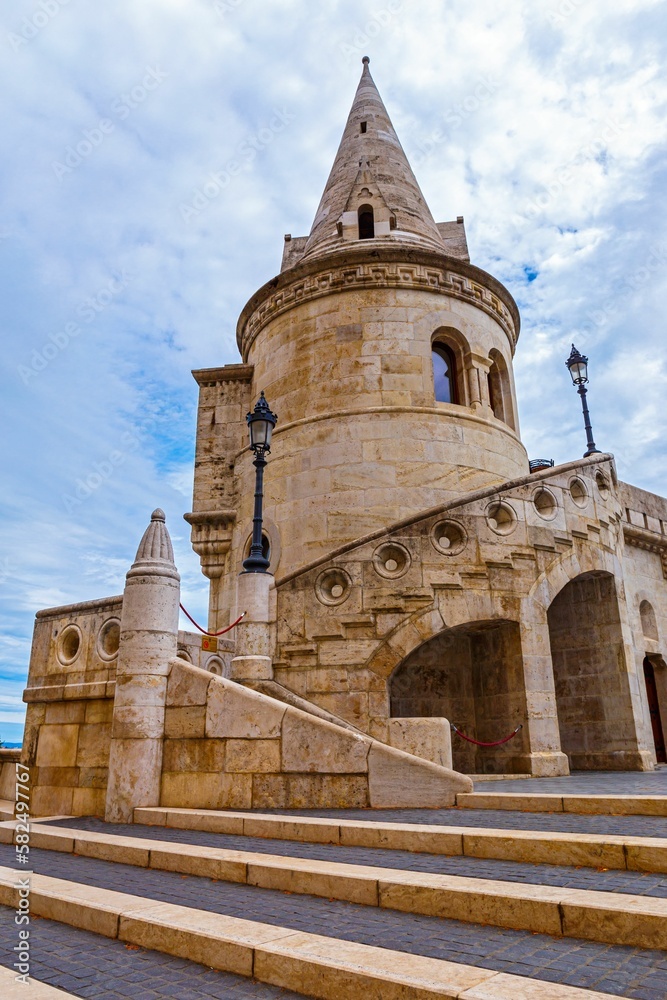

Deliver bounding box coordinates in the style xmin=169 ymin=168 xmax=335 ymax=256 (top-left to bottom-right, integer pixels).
xmin=105 ymin=509 xmax=180 ymax=822
xmin=229 ymin=571 xmax=273 ymax=681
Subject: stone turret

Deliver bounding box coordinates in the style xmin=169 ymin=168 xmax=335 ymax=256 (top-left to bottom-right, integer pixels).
xmin=105 ymin=509 xmax=180 ymax=822
xmin=188 ymin=59 xmax=528 ymax=630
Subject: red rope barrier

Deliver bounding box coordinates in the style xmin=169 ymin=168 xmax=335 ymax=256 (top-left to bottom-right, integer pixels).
xmin=451 ymin=723 xmax=522 ymax=747
xmin=179 ymin=604 xmax=246 ymax=637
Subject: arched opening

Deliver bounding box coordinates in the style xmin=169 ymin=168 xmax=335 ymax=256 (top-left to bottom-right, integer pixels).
xmin=547 ymin=572 xmax=636 ymax=769
xmin=640 ymin=600 xmax=659 ymax=641
xmin=244 ymin=532 xmax=271 ymax=566
xmin=389 ymin=620 xmax=528 ymax=774
xmin=432 ymin=343 xmax=458 ymax=404
xmin=487 ymin=350 xmax=515 ymax=428
xmin=643 ymin=656 xmax=666 ymax=763
xmin=358 ymin=204 xmax=375 ymax=239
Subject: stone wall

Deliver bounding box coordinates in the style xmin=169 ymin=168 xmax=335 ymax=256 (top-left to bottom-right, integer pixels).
xmin=161 ymin=658 xmax=471 ymax=810
xmin=20 ymin=584 xmax=234 ymax=817
xmin=547 ymin=573 xmax=636 ymax=770
xmin=21 ymin=595 xmax=121 ymax=816
xmin=270 ymin=454 xmax=655 ymax=774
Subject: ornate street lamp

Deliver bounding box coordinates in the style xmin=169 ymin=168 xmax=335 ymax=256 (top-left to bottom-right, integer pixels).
xmin=242 ymin=392 xmax=278 ymax=573
xmin=565 ymin=344 xmax=600 ymax=458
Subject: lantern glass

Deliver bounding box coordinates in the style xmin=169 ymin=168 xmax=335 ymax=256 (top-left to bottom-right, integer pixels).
xmin=246 ymin=392 xmax=277 ymax=452
xmin=566 ymin=346 xmax=589 ymax=385
xmin=249 ymin=418 xmax=272 ymax=449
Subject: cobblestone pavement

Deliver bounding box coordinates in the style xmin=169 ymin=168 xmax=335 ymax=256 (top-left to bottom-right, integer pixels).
xmin=164 ymin=806 xmax=667 ymax=838
xmin=46 ymin=817 xmax=667 ymax=899
xmin=0 ymin=907 xmax=305 ymax=999
xmin=2 ymin=846 xmax=667 ymax=998
xmin=472 ymin=769 xmax=667 ymax=794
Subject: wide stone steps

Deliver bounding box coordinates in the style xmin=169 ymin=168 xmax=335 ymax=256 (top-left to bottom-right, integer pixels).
xmin=2 ymin=790 xmax=667 ymax=998
xmin=0 ymin=862 xmax=630 ymax=1000
xmin=131 ymin=805 xmax=667 ymax=872
xmin=3 ymin=821 xmax=667 ymax=950
xmin=457 ymin=792 xmax=667 ymax=816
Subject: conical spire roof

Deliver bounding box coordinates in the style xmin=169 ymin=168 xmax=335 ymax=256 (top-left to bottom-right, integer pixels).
xmin=302 ymin=57 xmax=447 ymax=260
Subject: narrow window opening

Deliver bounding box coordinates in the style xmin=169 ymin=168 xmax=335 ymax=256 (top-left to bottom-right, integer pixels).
xmin=432 ymin=343 xmax=458 ymax=404
xmin=360 ymin=121 xmax=367 ymax=134
xmin=358 ymin=204 xmax=375 ymax=240
xmin=487 ymin=371 xmax=498 ymax=416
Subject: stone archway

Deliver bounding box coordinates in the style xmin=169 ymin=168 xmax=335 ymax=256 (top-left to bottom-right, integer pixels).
xmin=389 ymin=619 xmax=528 ymax=774
xmin=547 ymin=571 xmax=636 ymax=770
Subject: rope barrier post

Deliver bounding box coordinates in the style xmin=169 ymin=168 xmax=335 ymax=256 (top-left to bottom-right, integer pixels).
xmin=229 ymin=571 xmax=273 ymax=682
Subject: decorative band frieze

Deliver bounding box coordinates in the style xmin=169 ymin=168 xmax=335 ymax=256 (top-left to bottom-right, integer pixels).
xmin=238 ymin=259 xmax=518 ymax=358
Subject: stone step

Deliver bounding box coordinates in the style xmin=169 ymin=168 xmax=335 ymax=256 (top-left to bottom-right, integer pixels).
xmin=9 ymin=822 xmax=667 ymax=950
xmin=0 ymin=865 xmax=622 ymax=999
xmin=0 ymin=965 xmax=78 ymax=999
xmin=457 ymin=792 xmax=667 ymax=816
xmin=0 ymin=801 xmax=13 ymax=823
xmin=132 ymin=806 xmax=667 ymax=872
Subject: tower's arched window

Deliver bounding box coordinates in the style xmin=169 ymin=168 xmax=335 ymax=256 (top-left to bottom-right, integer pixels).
xmin=358 ymin=204 xmax=374 ymax=240
xmin=432 ymin=344 xmax=458 ymax=403
xmin=487 ymin=350 xmax=516 ymax=429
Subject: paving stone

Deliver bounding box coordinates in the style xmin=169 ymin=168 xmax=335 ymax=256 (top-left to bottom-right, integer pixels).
xmin=0 ymin=908 xmax=304 ymax=999
xmin=471 ymin=770 xmax=667 ymax=795
xmin=2 ymin=843 xmax=667 ymax=997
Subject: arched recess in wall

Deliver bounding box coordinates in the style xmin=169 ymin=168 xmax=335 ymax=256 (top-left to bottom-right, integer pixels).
xmin=547 ymin=571 xmax=635 ymax=770
xmin=389 ymin=619 xmax=528 ymax=775
xmin=487 ymin=349 xmax=515 ymax=429
xmin=431 ymin=327 xmax=468 ymax=405
xmin=640 ymin=600 xmax=659 ymax=642
xmin=358 ymin=204 xmax=375 ymax=239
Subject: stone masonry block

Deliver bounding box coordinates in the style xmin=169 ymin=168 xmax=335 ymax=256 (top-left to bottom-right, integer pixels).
xmin=164 ymin=706 xmax=206 ymax=739
xmin=206 ymin=677 xmax=286 ymax=739
xmin=368 ymin=742 xmax=472 ymax=808
xmin=281 ymin=708 xmax=370 ymax=774
xmin=166 ymin=658 xmax=213 ymax=707
xmin=36 ymin=724 xmax=79 ymax=768
xmin=225 ymin=739 xmax=281 ymax=773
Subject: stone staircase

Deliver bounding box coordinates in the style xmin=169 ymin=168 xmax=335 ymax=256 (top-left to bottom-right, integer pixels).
xmin=1 ymin=783 xmax=667 ymax=998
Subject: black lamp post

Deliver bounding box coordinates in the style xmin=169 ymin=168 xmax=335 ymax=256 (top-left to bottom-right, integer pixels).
xmin=565 ymin=345 xmax=600 ymax=458
xmin=242 ymin=392 xmax=278 ymax=573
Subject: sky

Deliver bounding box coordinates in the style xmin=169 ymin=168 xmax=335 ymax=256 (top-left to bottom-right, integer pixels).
xmin=1 ymin=0 xmax=666 ymax=743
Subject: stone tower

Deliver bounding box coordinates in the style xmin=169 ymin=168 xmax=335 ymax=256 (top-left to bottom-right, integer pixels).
xmin=188 ymin=58 xmax=527 ymax=628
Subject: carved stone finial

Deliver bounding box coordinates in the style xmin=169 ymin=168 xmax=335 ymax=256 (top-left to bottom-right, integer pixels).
xmin=128 ymin=509 xmax=179 ymax=580
xmin=362 ymin=55 xmax=370 ymax=65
